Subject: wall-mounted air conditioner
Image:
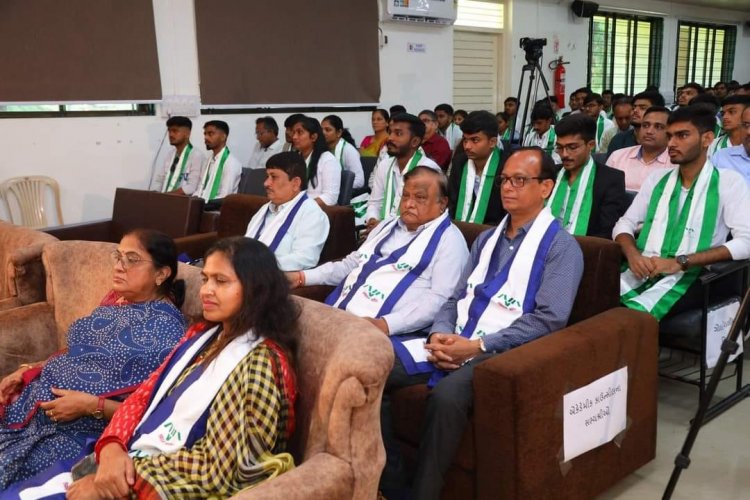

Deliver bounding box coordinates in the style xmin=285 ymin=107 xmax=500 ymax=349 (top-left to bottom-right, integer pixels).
xmin=381 ymin=0 xmax=457 ymax=25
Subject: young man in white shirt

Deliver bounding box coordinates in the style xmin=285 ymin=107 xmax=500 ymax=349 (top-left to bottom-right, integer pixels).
xmin=365 ymin=113 xmax=441 ymax=233
xmin=195 ymin=120 xmax=243 ymax=202
xmin=152 ymin=116 xmax=205 ymax=195
xmin=582 ymin=93 xmax=615 ymax=152
xmin=434 ymin=103 xmax=462 ymax=151
xmin=245 ymin=116 xmax=283 ymax=169
xmin=522 ymin=103 xmax=560 ymax=163
xmin=244 ymin=152 xmax=329 ymax=271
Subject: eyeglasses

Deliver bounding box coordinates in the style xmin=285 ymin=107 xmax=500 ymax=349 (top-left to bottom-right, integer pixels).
xmin=554 ymin=142 xmax=586 ymax=153
xmin=111 ymin=250 xmax=153 ymax=270
xmin=498 ymin=175 xmax=546 ymax=188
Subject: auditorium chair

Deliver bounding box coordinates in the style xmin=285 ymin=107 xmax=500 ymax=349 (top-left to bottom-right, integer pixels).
xmin=294 ymin=221 xmax=659 ymax=499
xmin=0 ymin=240 xmax=394 ymax=500
xmin=173 ymin=193 xmax=357 ymax=266
xmin=44 ymin=188 xmax=204 ymax=242
xmin=0 ymin=221 xmax=58 ymax=311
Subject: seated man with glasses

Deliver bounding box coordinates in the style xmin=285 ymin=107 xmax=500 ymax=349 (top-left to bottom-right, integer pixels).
xmin=418 ymin=110 xmax=452 ymax=172
xmin=245 ymin=116 xmax=284 ymax=170
xmin=378 ymin=147 xmax=584 ymax=499
xmin=548 ymin=113 xmax=630 ymax=239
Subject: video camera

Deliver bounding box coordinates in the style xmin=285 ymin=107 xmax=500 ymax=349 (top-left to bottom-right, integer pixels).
xmin=520 ymin=37 xmax=547 ymax=65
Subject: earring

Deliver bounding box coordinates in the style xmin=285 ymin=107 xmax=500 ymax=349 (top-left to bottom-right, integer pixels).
xmin=156 ymin=280 xmax=162 ymax=286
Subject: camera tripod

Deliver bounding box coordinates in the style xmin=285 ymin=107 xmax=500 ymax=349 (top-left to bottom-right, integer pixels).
xmin=662 ymin=285 xmax=750 ymax=499
xmin=511 ymin=59 xmax=554 ymax=146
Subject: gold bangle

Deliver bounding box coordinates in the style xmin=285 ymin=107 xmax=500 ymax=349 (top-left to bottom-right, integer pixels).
xmin=19 ymin=363 xmax=34 ymax=370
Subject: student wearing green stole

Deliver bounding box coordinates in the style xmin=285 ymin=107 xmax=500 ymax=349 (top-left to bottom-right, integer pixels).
xmin=615 ymin=105 xmax=750 ymax=320
xmin=434 ymin=103 xmax=462 ymax=151
xmin=152 ymin=116 xmax=204 ymax=195
xmin=708 ymin=95 xmax=750 ymax=161
xmin=549 ymin=113 xmax=629 ymax=238
xmin=522 ymin=103 xmax=560 ymax=163
xmin=582 ymin=93 xmax=615 ymax=153
xmin=195 ymin=120 xmax=242 ymax=202
xmin=448 ymin=111 xmax=507 ymax=225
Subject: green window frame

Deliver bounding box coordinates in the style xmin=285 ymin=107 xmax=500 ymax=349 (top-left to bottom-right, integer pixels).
xmin=587 ymin=11 xmax=663 ymax=95
xmin=674 ymin=21 xmax=736 ymax=93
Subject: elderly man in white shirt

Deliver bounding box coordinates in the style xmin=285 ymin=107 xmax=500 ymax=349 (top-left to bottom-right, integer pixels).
xmin=289 ymin=166 xmax=468 ymax=336
xmin=195 ymin=120 xmax=243 ymax=202
xmin=245 ymin=116 xmax=284 ymax=170
xmin=365 ymin=113 xmax=441 ymax=234
xmin=152 ymin=116 xmax=205 ymax=194
xmin=245 ymin=151 xmax=329 ymax=271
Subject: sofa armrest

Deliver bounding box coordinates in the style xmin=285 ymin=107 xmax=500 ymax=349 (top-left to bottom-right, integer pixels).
xmin=0 ymin=302 xmax=59 ymax=377
xmin=45 ymin=220 xmax=112 ymax=241
xmin=174 ymin=231 xmax=219 ymax=260
xmin=0 ymin=297 xmax=22 ymax=312
xmin=230 ymin=452 xmax=354 ymax=500
xmin=472 ymin=307 xmax=658 ymax=499
xmin=292 ymin=285 xmax=335 ymax=303
xmin=700 ymin=259 xmax=750 ymax=285
xmin=8 ymin=242 xmax=49 ymax=305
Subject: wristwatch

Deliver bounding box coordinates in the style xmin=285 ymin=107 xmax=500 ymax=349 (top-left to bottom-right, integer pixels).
xmin=91 ymin=397 xmax=105 ymax=420
xmin=676 ymin=254 xmax=690 ymax=271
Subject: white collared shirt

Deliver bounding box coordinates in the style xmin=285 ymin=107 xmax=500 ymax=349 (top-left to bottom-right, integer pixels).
xmin=305 ymin=151 xmax=341 ymax=205
xmin=365 ymin=151 xmax=441 ymax=221
xmin=152 ymin=145 xmax=205 ymax=195
xmin=438 ymin=123 xmax=463 ymax=151
xmin=195 ymin=147 xmax=243 ymax=201
xmin=304 ymin=216 xmax=470 ymax=334
xmin=333 ymin=140 xmax=365 ymax=189
xmin=244 ymin=193 xmax=330 ymax=271
xmin=246 ymin=138 xmax=284 ymax=170
xmin=613 ymin=165 xmax=750 ymax=260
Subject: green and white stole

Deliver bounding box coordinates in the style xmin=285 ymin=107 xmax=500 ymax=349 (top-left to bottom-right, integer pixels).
xmin=547 ymin=157 xmax=596 ymax=235
xmin=163 ymin=143 xmax=193 ymax=192
xmin=708 ymin=134 xmax=732 ymax=159
xmin=380 ymin=149 xmax=424 ymax=219
xmin=455 ymin=147 xmax=502 ymax=223
xmin=524 ymin=127 xmax=556 ymax=155
xmin=200 ymin=147 xmax=230 ymax=200
xmin=620 ymin=163 xmax=720 ymax=320
xmin=333 ymin=139 xmax=346 ymax=169
xmin=501 ymin=128 xmax=511 ymax=141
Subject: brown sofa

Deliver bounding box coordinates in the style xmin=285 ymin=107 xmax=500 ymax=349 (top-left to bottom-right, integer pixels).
xmin=391 ymin=235 xmax=658 ymax=499
xmin=0 ymin=221 xmax=58 ymax=311
xmin=294 ymin=220 xmax=659 ymax=499
xmin=0 ymin=240 xmax=393 ymax=499
xmin=173 ymin=193 xmax=357 ymax=265
xmin=45 ymin=188 xmax=204 ymax=242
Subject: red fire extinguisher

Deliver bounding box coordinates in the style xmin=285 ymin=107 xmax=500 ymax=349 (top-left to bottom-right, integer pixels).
xmin=551 ymin=57 xmax=567 ymax=109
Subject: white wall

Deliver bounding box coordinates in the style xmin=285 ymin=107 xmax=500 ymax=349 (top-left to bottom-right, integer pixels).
xmin=1 ymin=0 xmax=746 ymax=225
xmin=0 ymin=1 xmax=454 ymax=225
xmin=504 ymin=0 xmax=750 ymax=107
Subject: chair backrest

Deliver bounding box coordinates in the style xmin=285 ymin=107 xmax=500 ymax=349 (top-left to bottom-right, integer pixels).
xmin=360 ymin=156 xmax=378 ymax=189
xmin=337 ymin=170 xmax=355 ymax=205
xmin=238 ymin=168 xmax=268 ymax=196
xmin=42 ymin=240 xmax=204 ymax=347
xmin=0 ymin=221 xmax=58 ymax=301
xmin=215 ymin=194 xmax=269 ymax=238
xmin=0 ymin=176 xmax=63 ymax=229
xmin=110 ymin=188 xmax=204 ymax=241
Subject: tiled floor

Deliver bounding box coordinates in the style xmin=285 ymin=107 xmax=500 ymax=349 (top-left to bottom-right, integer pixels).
xmin=599 ymin=359 xmax=750 ymax=499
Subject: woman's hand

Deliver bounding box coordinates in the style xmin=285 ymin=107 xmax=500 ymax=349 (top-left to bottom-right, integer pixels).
xmin=66 ymin=474 xmax=102 ymax=500
xmin=0 ymin=368 xmax=25 ymax=405
xmin=94 ymin=443 xmax=135 ymax=498
xmin=39 ymin=388 xmax=97 ymax=422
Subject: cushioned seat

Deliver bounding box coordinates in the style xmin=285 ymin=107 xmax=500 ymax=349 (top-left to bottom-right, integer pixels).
xmin=659 ymin=309 xmax=703 ymax=352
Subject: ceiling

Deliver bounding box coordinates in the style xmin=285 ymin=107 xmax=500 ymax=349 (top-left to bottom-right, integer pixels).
xmin=664 ymin=0 xmax=750 ymax=11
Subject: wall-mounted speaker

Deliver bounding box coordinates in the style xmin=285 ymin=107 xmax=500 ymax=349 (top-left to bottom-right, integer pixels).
xmin=571 ymin=1 xmax=599 ymax=18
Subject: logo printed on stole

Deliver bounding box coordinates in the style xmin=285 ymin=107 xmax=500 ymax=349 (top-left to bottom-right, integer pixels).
xmin=159 ymin=421 xmax=182 ymax=445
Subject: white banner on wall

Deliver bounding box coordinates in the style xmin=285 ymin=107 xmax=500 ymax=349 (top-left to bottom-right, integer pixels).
xmin=563 ymin=366 xmax=628 ymax=462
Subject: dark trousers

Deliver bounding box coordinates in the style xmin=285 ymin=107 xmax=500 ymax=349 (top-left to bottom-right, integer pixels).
xmin=380 ymin=353 xmax=496 ymax=500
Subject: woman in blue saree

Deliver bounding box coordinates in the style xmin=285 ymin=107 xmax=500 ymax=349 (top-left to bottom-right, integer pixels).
xmin=0 ymin=229 xmax=187 ymax=491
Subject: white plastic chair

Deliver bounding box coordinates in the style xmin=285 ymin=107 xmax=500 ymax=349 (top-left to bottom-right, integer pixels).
xmin=0 ymin=176 xmax=63 ymax=228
